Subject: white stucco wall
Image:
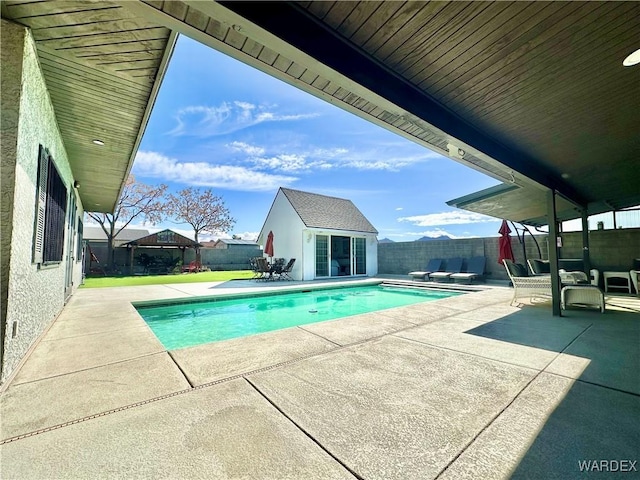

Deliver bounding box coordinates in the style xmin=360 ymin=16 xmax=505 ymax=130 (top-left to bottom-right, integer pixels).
xmin=260 ymin=190 xmax=378 ymax=281
xmin=1 ymin=21 xmax=84 ymax=383
xmin=259 ymin=191 xmax=306 ymax=280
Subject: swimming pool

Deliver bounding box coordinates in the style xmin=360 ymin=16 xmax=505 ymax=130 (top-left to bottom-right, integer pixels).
xmin=136 ymin=285 xmax=461 ymax=350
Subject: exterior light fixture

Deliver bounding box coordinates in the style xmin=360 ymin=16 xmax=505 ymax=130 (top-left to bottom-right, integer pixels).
xmin=623 ymin=47 xmax=640 ymax=66
xmin=73 ymin=180 xmax=80 ymax=189
xmin=92 ymin=139 xmax=105 ymax=146
xmin=446 ymin=143 xmax=465 ymax=159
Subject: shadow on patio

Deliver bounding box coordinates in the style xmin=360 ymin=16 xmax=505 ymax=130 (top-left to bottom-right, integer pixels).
xmin=450 ymin=295 xmax=640 ymax=478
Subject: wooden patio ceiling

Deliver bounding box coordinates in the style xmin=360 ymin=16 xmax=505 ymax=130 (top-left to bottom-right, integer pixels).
xmin=1 ymin=0 xmax=176 ymax=212
xmin=3 ymin=1 xmax=638 ymax=223
xmin=216 ymin=1 xmax=640 ymax=223
xmin=125 ymin=0 xmax=640 ymax=224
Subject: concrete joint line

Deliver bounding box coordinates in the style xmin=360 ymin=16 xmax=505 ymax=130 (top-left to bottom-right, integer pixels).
xmin=296 ymin=326 xmax=342 ymax=347
xmin=244 ymin=377 xmax=364 ymax=480
xmin=0 ymin=341 xmax=359 ymax=445
xmin=433 ymin=323 xmax=600 ymax=479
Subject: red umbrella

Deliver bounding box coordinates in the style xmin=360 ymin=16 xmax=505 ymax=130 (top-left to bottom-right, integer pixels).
xmin=264 ymin=230 xmax=274 ymax=257
xmin=498 ymin=220 xmax=514 ymax=265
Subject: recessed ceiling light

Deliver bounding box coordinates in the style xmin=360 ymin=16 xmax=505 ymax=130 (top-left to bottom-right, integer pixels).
xmin=561 ymin=173 xmax=570 ymax=179
xmin=92 ymin=139 xmax=105 ymax=146
xmin=623 ymin=47 xmax=640 ymax=66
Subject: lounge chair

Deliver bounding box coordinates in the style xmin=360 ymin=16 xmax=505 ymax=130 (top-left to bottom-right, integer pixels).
xmin=430 ymin=257 xmax=463 ymax=282
xmin=450 ymin=256 xmax=486 ymax=284
xmin=408 ymin=258 xmax=443 ymax=280
xmin=503 ymin=259 xmax=552 ymax=305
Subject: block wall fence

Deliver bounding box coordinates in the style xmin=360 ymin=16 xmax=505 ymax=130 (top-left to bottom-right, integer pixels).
xmin=378 ymin=228 xmax=640 ymax=282
xmin=85 ymin=244 xmax=262 ymax=274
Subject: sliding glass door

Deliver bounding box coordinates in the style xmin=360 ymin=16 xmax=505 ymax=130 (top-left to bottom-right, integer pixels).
xmin=314 ymin=234 xmax=367 ymax=278
xmin=352 ymin=237 xmax=366 ymax=275
xmin=315 ymin=235 xmax=329 ymax=277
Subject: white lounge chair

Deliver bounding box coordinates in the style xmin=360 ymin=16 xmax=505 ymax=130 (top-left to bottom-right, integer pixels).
xmin=503 ymin=259 xmax=552 ymax=306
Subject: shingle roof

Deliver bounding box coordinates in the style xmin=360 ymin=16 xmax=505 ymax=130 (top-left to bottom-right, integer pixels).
xmin=83 ymin=226 xmax=150 ymax=243
xmin=281 ymin=188 xmax=377 ymax=234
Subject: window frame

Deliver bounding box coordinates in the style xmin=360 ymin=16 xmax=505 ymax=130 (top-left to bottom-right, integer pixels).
xmin=32 ymin=145 xmax=68 ymax=265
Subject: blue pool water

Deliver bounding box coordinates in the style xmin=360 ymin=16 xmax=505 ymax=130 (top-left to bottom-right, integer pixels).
xmin=136 ymin=285 xmax=461 ymax=350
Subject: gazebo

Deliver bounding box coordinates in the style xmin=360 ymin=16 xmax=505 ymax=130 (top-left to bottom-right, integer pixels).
xmin=122 ymin=229 xmax=200 ymax=274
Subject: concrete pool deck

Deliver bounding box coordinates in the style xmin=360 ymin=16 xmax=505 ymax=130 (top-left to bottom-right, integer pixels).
xmin=1 ymin=278 xmax=638 ymax=479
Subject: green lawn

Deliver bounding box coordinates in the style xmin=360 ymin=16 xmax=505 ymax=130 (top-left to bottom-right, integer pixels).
xmin=81 ymin=270 xmax=254 ymax=288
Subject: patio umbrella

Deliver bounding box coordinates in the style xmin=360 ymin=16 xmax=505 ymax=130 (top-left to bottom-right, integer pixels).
xmin=498 ymin=220 xmax=515 ymax=265
xmin=264 ymin=230 xmax=274 ymax=257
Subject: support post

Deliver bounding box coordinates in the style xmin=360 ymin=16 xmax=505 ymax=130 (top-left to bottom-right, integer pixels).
xmin=547 ymin=189 xmax=561 ymax=316
xmin=581 ymin=209 xmax=591 ymax=277
xmin=129 ymin=245 xmax=135 ymax=275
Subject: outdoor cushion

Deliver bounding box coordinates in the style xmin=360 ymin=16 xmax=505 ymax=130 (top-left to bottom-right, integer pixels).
xmin=513 ymin=263 xmax=529 ymax=277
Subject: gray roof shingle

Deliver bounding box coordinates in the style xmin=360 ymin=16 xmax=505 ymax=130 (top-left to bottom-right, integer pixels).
xmin=281 ymin=188 xmax=377 ymax=234
xmin=83 ymin=226 xmax=150 ymax=242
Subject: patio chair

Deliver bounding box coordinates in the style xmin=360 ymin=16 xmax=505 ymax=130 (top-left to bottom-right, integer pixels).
xmin=270 ymin=258 xmax=287 ymax=280
xmin=254 ymin=257 xmax=273 ymax=281
xmin=503 ymin=259 xmax=552 ymax=306
xmin=250 ymin=257 xmax=261 ymax=279
xmin=527 ymin=258 xmax=550 ymax=276
xmin=279 ymin=258 xmax=296 ymax=280
xmin=408 ymin=258 xmax=443 ymax=280
xmin=430 ymin=257 xmax=463 ymax=282
xmin=450 ymin=256 xmax=486 ymax=284
xmin=561 ymin=285 xmax=605 ymax=313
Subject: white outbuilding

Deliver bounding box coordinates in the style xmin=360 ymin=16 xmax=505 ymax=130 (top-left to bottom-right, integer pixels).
xmin=258 ymin=188 xmax=379 ymax=281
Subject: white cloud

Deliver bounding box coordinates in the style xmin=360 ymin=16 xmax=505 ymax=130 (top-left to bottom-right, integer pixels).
xmin=398 ymin=211 xmax=499 ymax=227
xmin=213 ymin=230 xmax=260 ymax=242
xmin=169 ymin=101 xmax=319 ymax=137
xmin=251 ymin=154 xmax=308 ymax=173
xmin=133 ymin=151 xmax=297 ymax=191
xmin=227 ymin=141 xmax=265 ymax=156
xmin=246 ymin=147 xmax=434 ymax=173
xmin=395 ymin=207 xmax=403 ymax=211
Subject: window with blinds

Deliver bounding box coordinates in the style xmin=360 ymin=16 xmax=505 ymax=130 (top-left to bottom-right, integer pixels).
xmin=33 ymin=145 xmax=68 ymax=265
xmin=76 ymin=219 xmax=83 ymax=262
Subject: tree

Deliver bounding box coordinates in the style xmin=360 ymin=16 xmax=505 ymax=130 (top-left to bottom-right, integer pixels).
xmin=87 ymin=176 xmax=167 ymax=270
xmin=166 ymin=187 xmax=235 ymax=267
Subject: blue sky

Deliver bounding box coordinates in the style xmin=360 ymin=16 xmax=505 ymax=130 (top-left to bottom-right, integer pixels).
xmin=133 ymin=35 xmax=504 ymax=242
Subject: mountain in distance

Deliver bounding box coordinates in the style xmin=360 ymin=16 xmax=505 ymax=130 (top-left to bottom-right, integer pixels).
xmin=416 ymin=235 xmax=451 ymax=241
xmin=378 ymin=238 xmax=395 ymax=243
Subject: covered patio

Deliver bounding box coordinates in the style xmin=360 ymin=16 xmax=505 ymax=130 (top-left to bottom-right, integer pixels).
xmin=1 ymin=2 xmax=638 ymax=478
xmin=1 ymin=279 xmax=638 ymax=478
